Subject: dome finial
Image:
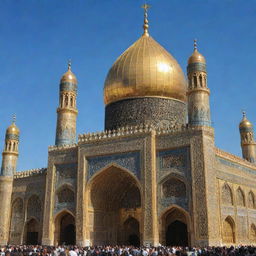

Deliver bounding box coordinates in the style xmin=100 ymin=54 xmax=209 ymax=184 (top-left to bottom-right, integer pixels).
xmin=242 ymin=110 xmax=246 ymax=119
xmin=142 ymin=3 xmax=150 ymax=36
xmin=12 ymin=114 xmax=16 ymax=124
xmin=194 ymin=39 xmax=198 ymax=51
xmin=68 ymin=59 xmax=71 ymax=70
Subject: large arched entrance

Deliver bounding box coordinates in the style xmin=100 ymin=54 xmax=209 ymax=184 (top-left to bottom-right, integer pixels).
xmin=162 ymin=207 xmax=189 ymax=246
xmin=25 ymin=219 xmax=39 ymax=245
xmin=88 ymin=166 xmax=141 ymax=245
xmin=55 ymin=211 xmax=76 ymax=245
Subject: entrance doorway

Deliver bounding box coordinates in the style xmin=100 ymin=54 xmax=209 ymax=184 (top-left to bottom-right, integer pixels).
xmin=55 ymin=212 xmax=76 ymax=245
xmin=89 ymin=166 xmax=141 ymax=245
xmin=124 ymin=217 xmax=140 ymax=246
xmin=26 ymin=219 xmax=39 ymax=245
xmin=166 ymin=220 xmax=188 ymax=246
xmin=163 ymin=207 xmax=189 ymax=246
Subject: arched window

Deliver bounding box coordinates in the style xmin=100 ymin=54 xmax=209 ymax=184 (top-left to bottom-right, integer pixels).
xmin=57 ymin=187 xmax=75 ymax=203
xmin=222 ymin=183 xmax=233 ymax=205
xmin=162 ymin=177 xmax=186 ymax=198
xmin=27 ymin=195 xmax=41 ymax=220
xmin=193 ymin=75 xmax=197 ymax=88
xmin=65 ymin=95 xmax=69 ymax=107
xmin=223 ymin=216 xmax=235 ymax=244
xmin=237 ymin=187 xmax=245 ymax=207
xmin=10 ymin=198 xmax=24 ymax=244
xmin=70 ymin=96 xmax=73 ymax=107
xmin=199 ymin=74 xmax=203 ymax=87
xmin=248 ymin=191 xmax=255 ymax=209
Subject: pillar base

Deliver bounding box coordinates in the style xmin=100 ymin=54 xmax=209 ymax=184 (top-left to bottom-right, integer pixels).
xmin=41 ymin=238 xmax=54 ymax=246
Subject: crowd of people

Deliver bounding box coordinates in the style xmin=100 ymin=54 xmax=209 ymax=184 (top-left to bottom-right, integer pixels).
xmin=1 ymin=245 xmax=256 ymax=256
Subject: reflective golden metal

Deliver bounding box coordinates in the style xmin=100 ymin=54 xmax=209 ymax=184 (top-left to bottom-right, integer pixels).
xmin=104 ymin=34 xmax=187 ymax=105
xmin=188 ymin=39 xmax=206 ymax=64
xmin=7 ymin=123 xmax=19 ymax=135
xmin=239 ymin=111 xmax=253 ymax=128
xmin=60 ymin=60 xmax=77 ymax=84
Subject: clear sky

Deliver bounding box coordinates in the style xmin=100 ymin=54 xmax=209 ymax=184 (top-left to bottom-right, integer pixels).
xmin=0 ymin=0 xmax=256 ymax=171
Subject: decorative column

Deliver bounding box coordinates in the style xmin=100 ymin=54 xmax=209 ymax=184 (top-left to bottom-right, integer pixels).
xmin=143 ymin=130 xmax=159 ymax=246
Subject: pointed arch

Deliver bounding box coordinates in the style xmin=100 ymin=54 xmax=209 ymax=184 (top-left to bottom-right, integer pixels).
xmin=160 ymin=205 xmax=190 ymax=246
xmin=222 ymin=216 xmax=235 ymax=244
xmin=54 ymin=210 xmax=76 ymax=245
xmin=56 ymin=185 xmax=75 ymax=204
xmin=86 ymin=165 xmax=142 ymax=245
xmin=248 ymin=191 xmax=255 ymax=209
xmin=222 ymin=183 xmax=233 ymax=205
xmin=9 ymin=198 xmax=24 ymax=244
xmin=24 ymin=218 xmax=39 ymax=245
xmin=161 ymin=175 xmax=186 ymax=198
xmin=236 ymin=187 xmax=245 ymax=207
xmin=27 ymin=195 xmax=41 ymax=221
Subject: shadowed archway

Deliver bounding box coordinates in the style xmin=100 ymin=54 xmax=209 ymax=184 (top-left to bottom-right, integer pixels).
xmin=54 ymin=211 xmax=76 ymax=245
xmin=88 ymin=166 xmax=142 ymax=245
xmin=162 ymin=207 xmax=189 ymax=246
xmin=25 ymin=218 xmax=39 ymax=245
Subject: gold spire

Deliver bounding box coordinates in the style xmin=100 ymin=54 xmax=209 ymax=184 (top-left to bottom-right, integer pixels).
xmin=142 ymin=3 xmax=150 ymax=36
xmin=194 ymin=39 xmax=197 ymax=51
xmin=188 ymin=39 xmax=206 ymax=64
xmin=68 ymin=59 xmax=71 ymax=70
xmin=12 ymin=114 xmax=16 ymax=124
xmin=239 ymin=111 xmax=253 ymax=129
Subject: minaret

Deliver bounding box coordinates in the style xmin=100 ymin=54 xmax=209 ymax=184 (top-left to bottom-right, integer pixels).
xmin=55 ymin=61 xmax=78 ymax=146
xmin=187 ymin=40 xmax=211 ymax=126
xmin=239 ymin=111 xmax=256 ymax=163
xmin=0 ymin=117 xmax=20 ymax=245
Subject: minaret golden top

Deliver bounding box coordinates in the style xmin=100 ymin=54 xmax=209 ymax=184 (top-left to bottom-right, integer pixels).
xmin=188 ymin=39 xmax=206 ymax=64
xmin=239 ymin=110 xmax=253 ymax=129
xmin=142 ymin=3 xmax=150 ymax=36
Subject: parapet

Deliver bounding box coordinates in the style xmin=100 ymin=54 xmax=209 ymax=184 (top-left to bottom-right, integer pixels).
xmin=14 ymin=168 xmax=47 ymax=179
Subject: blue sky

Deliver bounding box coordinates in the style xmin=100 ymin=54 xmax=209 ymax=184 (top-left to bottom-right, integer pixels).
xmin=0 ymin=0 xmax=256 ymax=171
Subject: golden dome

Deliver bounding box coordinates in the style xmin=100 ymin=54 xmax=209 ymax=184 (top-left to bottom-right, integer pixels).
xmin=240 ymin=112 xmax=253 ymax=129
xmin=6 ymin=122 xmax=19 ymax=135
xmin=188 ymin=40 xmax=206 ymax=65
xmin=104 ymin=34 xmax=187 ymax=105
xmin=60 ymin=61 xmax=77 ymax=84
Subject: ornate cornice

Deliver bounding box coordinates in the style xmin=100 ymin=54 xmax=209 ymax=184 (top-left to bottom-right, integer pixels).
xmin=48 ymin=143 xmax=77 ymax=152
xmin=78 ymin=124 xmax=214 ymax=144
xmin=14 ymin=168 xmax=47 ymax=179
xmin=215 ymin=147 xmax=256 ymax=170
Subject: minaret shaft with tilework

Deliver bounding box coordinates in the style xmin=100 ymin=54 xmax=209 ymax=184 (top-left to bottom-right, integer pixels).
xmin=55 ymin=61 xmax=78 ymax=146
xmin=187 ymin=40 xmax=211 ymax=127
xmin=0 ymin=118 xmax=19 ymax=245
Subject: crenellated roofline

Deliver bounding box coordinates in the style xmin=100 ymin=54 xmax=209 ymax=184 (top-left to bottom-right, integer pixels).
xmin=14 ymin=168 xmax=47 ymax=179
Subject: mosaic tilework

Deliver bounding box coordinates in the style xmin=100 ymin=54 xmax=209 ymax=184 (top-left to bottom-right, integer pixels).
xmin=5 ymin=134 xmax=19 ymax=140
xmin=105 ymin=98 xmax=187 ymax=130
xmin=87 ymin=151 xmax=140 ymax=180
xmin=187 ymin=62 xmax=206 ymax=73
xmin=217 ymin=156 xmax=256 ymax=175
xmin=157 ymin=146 xmax=191 ymax=177
xmin=60 ymin=82 xmax=77 ymax=92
